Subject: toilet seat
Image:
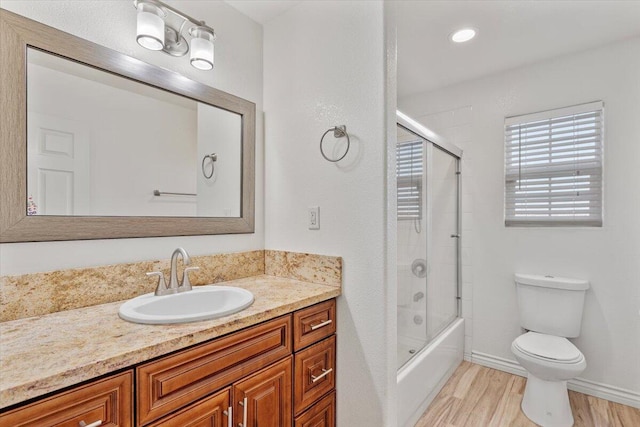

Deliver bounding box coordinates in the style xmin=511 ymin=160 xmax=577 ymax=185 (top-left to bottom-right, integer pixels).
xmin=513 ymin=332 xmax=583 ymax=364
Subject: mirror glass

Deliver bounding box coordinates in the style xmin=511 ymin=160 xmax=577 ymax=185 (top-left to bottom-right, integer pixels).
xmin=26 ymin=47 xmax=241 ymax=218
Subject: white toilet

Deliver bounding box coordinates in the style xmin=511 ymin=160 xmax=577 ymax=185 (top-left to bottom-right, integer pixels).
xmin=511 ymin=273 xmax=589 ymax=427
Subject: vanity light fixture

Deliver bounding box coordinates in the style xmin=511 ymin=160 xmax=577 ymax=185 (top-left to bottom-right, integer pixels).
xmin=450 ymin=28 xmax=477 ymax=43
xmin=133 ymin=0 xmax=216 ymax=70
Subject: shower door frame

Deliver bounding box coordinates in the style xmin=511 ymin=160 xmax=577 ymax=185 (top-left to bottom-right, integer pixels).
xmin=396 ymin=111 xmax=463 ymax=324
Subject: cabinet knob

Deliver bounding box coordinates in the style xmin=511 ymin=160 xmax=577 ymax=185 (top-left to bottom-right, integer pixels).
xmin=78 ymin=421 xmax=102 ymax=427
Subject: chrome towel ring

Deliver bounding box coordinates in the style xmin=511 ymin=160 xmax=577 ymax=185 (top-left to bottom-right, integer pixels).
xmin=320 ymin=125 xmax=350 ymax=162
xmin=202 ymin=153 xmax=217 ymax=179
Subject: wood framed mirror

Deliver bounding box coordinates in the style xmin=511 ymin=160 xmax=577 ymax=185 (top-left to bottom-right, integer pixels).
xmin=0 ymin=9 xmax=255 ymax=242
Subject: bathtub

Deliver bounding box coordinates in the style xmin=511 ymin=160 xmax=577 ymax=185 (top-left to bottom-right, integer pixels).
xmin=397 ymin=318 xmax=465 ymax=427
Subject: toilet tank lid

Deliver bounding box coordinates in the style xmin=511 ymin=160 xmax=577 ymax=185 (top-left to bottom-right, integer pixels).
xmin=515 ymin=274 xmax=589 ymax=291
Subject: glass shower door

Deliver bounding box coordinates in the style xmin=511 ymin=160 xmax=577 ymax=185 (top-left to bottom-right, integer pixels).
xmin=425 ymin=145 xmax=459 ymax=341
xmin=396 ymin=125 xmax=428 ymax=369
xmin=396 ymin=123 xmax=460 ymax=370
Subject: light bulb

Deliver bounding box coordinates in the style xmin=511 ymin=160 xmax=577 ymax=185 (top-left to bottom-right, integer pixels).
xmin=450 ymin=28 xmax=477 ymax=43
xmin=189 ymin=27 xmax=215 ymax=70
xmin=137 ymin=1 xmax=165 ymax=51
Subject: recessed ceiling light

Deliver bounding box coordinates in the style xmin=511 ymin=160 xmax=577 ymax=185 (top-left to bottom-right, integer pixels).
xmin=450 ymin=28 xmax=477 ymax=43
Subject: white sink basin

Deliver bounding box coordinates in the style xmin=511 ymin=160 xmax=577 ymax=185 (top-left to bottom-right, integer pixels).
xmin=119 ymin=285 xmax=254 ymax=324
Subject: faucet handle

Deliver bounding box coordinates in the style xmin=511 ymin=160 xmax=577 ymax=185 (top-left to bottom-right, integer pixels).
xmin=148 ymin=271 xmax=172 ymax=296
xmin=180 ymin=266 xmax=200 ymax=293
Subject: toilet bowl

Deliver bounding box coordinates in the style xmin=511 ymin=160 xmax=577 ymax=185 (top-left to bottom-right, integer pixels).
xmin=512 ymin=274 xmax=589 ymax=427
xmin=512 ymin=332 xmax=586 ymax=427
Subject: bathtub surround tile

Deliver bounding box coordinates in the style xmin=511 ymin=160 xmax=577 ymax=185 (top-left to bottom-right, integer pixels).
xmin=462 ymin=283 xmax=473 ymax=300
xmin=462 ymin=193 xmax=473 ymax=214
xmin=462 ymin=212 xmax=473 ymax=230
xmin=465 ymin=318 xmax=473 ymax=337
xmin=462 ymin=266 xmax=474 ymax=284
xmin=265 ymin=250 xmax=342 ymax=287
xmin=0 ymin=249 xmax=341 ymax=322
xmin=465 ymin=336 xmax=474 ymax=357
xmin=461 ymin=300 xmax=473 ymax=320
xmin=462 ymin=248 xmax=473 ymax=267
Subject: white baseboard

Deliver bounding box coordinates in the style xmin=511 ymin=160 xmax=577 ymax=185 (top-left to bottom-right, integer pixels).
xmin=471 ymin=351 xmax=640 ymax=409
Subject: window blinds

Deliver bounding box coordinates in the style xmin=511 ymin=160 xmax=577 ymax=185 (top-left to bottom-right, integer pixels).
xmin=505 ymin=101 xmax=603 ymax=226
xmin=397 ymin=140 xmax=423 ymax=220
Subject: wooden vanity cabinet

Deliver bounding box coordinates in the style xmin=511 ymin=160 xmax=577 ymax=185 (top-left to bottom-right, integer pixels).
xmin=137 ymin=315 xmax=292 ymax=425
xmin=0 ymin=298 xmax=337 ymax=427
xmin=293 ymin=299 xmax=337 ymax=426
xmin=0 ymin=371 xmax=133 ymax=427
xmin=141 ymin=300 xmax=336 ymax=427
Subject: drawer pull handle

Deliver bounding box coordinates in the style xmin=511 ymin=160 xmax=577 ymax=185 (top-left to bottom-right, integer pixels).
xmin=238 ymin=397 xmax=248 ymax=427
xmin=310 ymin=319 xmax=332 ymax=330
xmin=311 ymin=368 xmax=333 ymax=383
xmin=78 ymin=421 xmax=102 ymax=427
xmin=224 ymin=406 xmax=232 ymax=427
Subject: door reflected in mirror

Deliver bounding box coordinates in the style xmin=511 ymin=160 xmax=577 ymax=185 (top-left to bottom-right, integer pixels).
xmin=26 ymin=47 xmax=241 ymax=218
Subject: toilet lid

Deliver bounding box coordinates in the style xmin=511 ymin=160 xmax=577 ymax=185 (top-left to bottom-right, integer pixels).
xmin=514 ymin=332 xmax=583 ymax=363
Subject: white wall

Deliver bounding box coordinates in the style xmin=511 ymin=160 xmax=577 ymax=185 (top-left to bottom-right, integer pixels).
xmin=400 ymin=38 xmax=640 ymax=394
xmin=263 ymin=1 xmax=396 ymax=425
xmin=0 ymin=0 xmax=264 ymax=275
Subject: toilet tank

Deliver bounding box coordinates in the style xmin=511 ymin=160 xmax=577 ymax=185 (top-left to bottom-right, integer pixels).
xmin=515 ymin=274 xmax=589 ymax=338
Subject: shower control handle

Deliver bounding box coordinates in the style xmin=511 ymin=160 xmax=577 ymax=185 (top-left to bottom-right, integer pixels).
xmin=450 ymin=234 xmax=460 ymax=238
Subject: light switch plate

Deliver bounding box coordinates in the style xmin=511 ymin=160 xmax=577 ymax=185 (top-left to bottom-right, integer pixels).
xmin=308 ymin=206 xmax=320 ymax=230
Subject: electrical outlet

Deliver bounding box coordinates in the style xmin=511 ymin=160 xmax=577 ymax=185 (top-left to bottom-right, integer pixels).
xmin=308 ymin=206 xmax=320 ymax=230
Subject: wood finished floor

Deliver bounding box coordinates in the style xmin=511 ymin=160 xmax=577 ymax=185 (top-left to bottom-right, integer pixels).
xmin=415 ymin=361 xmax=640 ymax=427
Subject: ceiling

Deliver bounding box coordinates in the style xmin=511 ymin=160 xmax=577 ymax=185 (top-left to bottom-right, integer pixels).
xmin=397 ymin=0 xmax=640 ymax=98
xmin=223 ymin=1 xmax=640 ymax=98
xmin=224 ymin=0 xmax=301 ymax=24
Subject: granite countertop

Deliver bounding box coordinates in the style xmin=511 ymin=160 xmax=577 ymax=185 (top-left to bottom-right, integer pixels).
xmin=0 ymin=275 xmax=341 ymax=409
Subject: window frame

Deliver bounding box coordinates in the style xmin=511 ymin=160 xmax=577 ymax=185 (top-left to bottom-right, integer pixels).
xmin=504 ymin=101 xmax=604 ymax=227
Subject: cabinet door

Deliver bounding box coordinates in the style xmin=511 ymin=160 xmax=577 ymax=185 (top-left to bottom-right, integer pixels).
xmin=137 ymin=315 xmax=292 ymax=425
xmin=233 ymin=357 xmax=292 ymax=427
xmin=147 ymin=387 xmax=231 ymax=427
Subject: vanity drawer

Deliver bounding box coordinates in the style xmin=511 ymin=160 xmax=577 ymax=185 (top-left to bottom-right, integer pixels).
xmin=294 ymin=335 xmax=336 ymax=415
xmin=0 ymin=371 xmax=133 ymax=427
xmin=293 ymin=299 xmax=336 ymax=351
xmin=294 ymin=391 xmax=335 ymax=427
xmin=137 ymin=315 xmax=292 ymax=426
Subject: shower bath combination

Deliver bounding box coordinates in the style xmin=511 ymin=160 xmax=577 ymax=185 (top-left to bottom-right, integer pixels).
xmin=395 ymin=111 xmax=465 ymax=427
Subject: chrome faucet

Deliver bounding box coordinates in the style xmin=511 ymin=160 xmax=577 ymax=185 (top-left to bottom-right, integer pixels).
xmin=148 ymin=248 xmax=200 ymax=296
xmin=169 ymin=247 xmax=190 ymax=291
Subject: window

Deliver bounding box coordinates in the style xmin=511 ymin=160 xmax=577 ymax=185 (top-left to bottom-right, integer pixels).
xmin=505 ymin=101 xmax=603 ymax=226
xmin=397 ymin=140 xmax=423 ymax=220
